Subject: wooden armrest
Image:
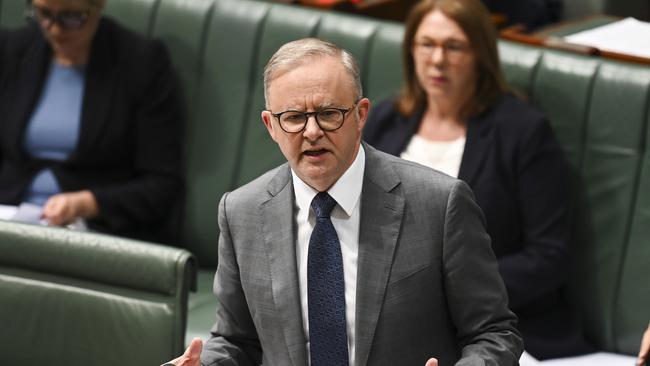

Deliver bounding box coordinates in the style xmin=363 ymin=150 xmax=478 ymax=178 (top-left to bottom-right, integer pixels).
xmin=501 ymin=24 xmax=598 ymax=56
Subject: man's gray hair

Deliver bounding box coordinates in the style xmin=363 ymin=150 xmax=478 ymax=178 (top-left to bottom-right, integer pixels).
xmin=263 ymin=38 xmax=363 ymax=107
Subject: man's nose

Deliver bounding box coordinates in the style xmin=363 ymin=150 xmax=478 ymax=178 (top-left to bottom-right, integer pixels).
xmin=303 ymin=115 xmax=324 ymax=140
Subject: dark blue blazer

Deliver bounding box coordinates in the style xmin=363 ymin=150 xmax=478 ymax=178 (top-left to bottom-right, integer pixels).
xmin=0 ymin=18 xmax=184 ymax=242
xmin=363 ymin=95 xmax=593 ymax=359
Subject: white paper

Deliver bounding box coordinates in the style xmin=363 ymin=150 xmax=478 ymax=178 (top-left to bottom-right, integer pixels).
xmin=0 ymin=204 xmax=18 ymax=220
xmin=11 ymin=202 xmax=46 ymax=224
xmin=564 ymin=17 xmax=650 ymax=59
xmin=0 ymin=202 xmax=87 ymax=230
xmin=520 ymin=351 xmax=542 ymax=365
xmin=520 ymin=351 xmax=637 ymax=366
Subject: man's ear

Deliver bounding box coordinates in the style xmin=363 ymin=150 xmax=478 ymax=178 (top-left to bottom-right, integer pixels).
xmin=261 ymin=110 xmax=278 ymax=143
xmin=356 ymin=97 xmax=371 ymax=132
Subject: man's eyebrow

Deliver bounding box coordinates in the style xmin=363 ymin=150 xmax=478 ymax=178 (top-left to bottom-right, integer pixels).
xmin=316 ymin=102 xmax=346 ymax=109
xmin=275 ymin=101 xmax=345 ymax=112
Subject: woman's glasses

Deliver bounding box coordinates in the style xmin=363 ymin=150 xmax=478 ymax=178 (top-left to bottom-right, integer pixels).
xmin=413 ymin=39 xmax=470 ymax=64
xmin=25 ymin=5 xmax=90 ymax=31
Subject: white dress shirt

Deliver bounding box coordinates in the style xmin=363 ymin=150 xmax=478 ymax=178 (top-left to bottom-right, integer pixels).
xmin=292 ymin=145 xmax=365 ymax=366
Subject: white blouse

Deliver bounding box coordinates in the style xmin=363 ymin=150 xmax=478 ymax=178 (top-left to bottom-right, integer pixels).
xmin=400 ymin=134 xmax=466 ymax=178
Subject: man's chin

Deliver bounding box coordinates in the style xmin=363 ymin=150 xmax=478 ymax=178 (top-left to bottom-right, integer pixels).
xmin=296 ymin=167 xmax=337 ymax=191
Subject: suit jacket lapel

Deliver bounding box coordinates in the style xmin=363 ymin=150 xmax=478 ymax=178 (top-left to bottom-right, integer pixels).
xmin=261 ymin=165 xmax=307 ymax=366
xmin=458 ymin=115 xmax=492 ymax=186
xmin=6 ymin=31 xmax=50 ymax=157
xmin=75 ymin=19 xmax=116 ymax=159
xmin=355 ymin=144 xmax=405 ymax=366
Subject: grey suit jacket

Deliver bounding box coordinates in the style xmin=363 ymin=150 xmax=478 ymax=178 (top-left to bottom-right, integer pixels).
xmin=201 ymin=143 xmax=522 ymax=366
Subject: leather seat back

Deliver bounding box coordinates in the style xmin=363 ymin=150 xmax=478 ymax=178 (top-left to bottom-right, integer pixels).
xmin=0 ymin=220 xmax=195 ymax=365
xmin=500 ymin=40 xmax=650 ymax=354
xmin=104 ymin=0 xmax=159 ymax=35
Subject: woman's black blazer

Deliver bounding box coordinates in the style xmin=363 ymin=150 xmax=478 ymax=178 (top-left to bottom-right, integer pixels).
xmin=0 ymin=18 xmax=183 ymax=241
xmin=364 ymin=95 xmax=593 ymax=359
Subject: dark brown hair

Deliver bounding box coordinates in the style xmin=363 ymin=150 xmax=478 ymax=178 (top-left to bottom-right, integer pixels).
xmin=397 ymin=0 xmax=508 ymax=118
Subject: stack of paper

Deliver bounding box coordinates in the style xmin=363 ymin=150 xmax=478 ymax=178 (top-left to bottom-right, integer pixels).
xmin=563 ymin=17 xmax=650 ymax=59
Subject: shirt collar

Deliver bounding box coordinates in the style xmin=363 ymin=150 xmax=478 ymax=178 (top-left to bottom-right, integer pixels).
xmin=292 ymin=144 xmax=366 ymax=219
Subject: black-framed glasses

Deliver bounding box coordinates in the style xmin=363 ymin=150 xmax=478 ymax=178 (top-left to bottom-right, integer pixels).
xmin=269 ymin=102 xmax=358 ymax=133
xmin=25 ymin=5 xmax=90 ymax=31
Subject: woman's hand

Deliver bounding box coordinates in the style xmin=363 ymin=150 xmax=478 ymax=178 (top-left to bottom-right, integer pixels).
xmin=42 ymin=190 xmax=99 ymax=226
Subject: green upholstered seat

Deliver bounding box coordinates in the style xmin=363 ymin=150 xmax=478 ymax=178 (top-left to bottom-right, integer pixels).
xmin=103 ymin=0 xmax=159 ymax=36
xmin=185 ymin=0 xmax=272 ymax=268
xmin=570 ymin=62 xmax=650 ymax=353
xmin=364 ymin=22 xmax=405 ymax=104
xmin=0 ymin=220 xmax=196 ymax=365
xmin=498 ymin=43 xmax=650 ymax=354
xmin=530 ymin=51 xmax=599 ymax=168
xmin=498 ymin=40 xmax=543 ymax=95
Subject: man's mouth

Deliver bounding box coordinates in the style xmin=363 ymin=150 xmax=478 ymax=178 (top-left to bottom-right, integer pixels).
xmin=303 ymin=149 xmax=328 ymax=157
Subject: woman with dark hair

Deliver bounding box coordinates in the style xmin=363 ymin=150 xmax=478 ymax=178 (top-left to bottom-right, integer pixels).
xmin=364 ymin=0 xmax=592 ymax=360
xmin=0 ymin=0 xmax=183 ymax=242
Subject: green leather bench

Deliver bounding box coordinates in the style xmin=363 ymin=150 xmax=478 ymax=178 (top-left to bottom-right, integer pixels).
xmin=0 ymin=220 xmax=196 ymax=365
xmin=2 ymin=0 xmax=649 ymax=359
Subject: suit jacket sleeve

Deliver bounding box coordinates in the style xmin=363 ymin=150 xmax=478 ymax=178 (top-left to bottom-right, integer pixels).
xmin=201 ymin=192 xmax=262 ymax=366
xmin=443 ymin=181 xmax=523 ymax=365
xmin=88 ymin=39 xmax=183 ymax=232
xmin=496 ymin=117 xmax=571 ymax=309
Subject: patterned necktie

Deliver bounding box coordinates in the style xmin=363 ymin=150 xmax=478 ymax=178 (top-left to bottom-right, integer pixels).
xmin=308 ymin=192 xmax=349 ymax=366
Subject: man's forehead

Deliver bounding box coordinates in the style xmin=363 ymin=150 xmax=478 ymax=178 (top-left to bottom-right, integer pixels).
xmin=267 ymin=60 xmax=355 ymax=109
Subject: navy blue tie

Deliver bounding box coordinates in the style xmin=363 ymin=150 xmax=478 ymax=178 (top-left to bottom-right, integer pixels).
xmin=308 ymin=192 xmax=349 ymax=366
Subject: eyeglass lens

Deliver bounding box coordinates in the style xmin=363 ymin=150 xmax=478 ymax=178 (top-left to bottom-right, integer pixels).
xmin=31 ymin=6 xmax=88 ymax=30
xmin=280 ymin=109 xmax=345 ymax=132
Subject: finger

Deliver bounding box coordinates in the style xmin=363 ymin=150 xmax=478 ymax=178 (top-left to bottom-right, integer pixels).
xmin=43 ymin=195 xmax=77 ymax=226
xmin=166 ymin=338 xmax=203 ymax=366
xmin=639 ymin=347 xmax=649 ymax=366
xmin=425 ymin=357 xmax=439 ymax=366
xmin=186 ymin=337 xmax=203 ymax=359
xmin=42 ymin=197 xmax=65 ymax=225
xmin=639 ymin=327 xmax=650 ymax=364
xmin=183 ymin=337 xmax=203 ymax=365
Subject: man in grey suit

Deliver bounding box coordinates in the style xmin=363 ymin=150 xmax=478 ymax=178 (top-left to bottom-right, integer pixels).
xmin=165 ymin=38 xmax=522 ymax=366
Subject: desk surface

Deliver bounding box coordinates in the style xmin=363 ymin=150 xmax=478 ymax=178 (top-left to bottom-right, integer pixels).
xmin=500 ymin=15 xmax=650 ymax=66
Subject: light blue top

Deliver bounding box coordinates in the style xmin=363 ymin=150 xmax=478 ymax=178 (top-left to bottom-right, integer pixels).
xmin=23 ymin=62 xmax=86 ymax=206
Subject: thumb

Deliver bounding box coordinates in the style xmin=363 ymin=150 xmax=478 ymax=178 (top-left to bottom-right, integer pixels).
xmin=185 ymin=337 xmax=203 ymax=359
xmin=425 ymin=358 xmax=439 ymax=366
xmin=167 ymin=338 xmax=202 ymax=366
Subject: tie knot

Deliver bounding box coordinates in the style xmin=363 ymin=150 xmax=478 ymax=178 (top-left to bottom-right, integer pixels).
xmin=311 ymin=192 xmax=337 ymax=218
